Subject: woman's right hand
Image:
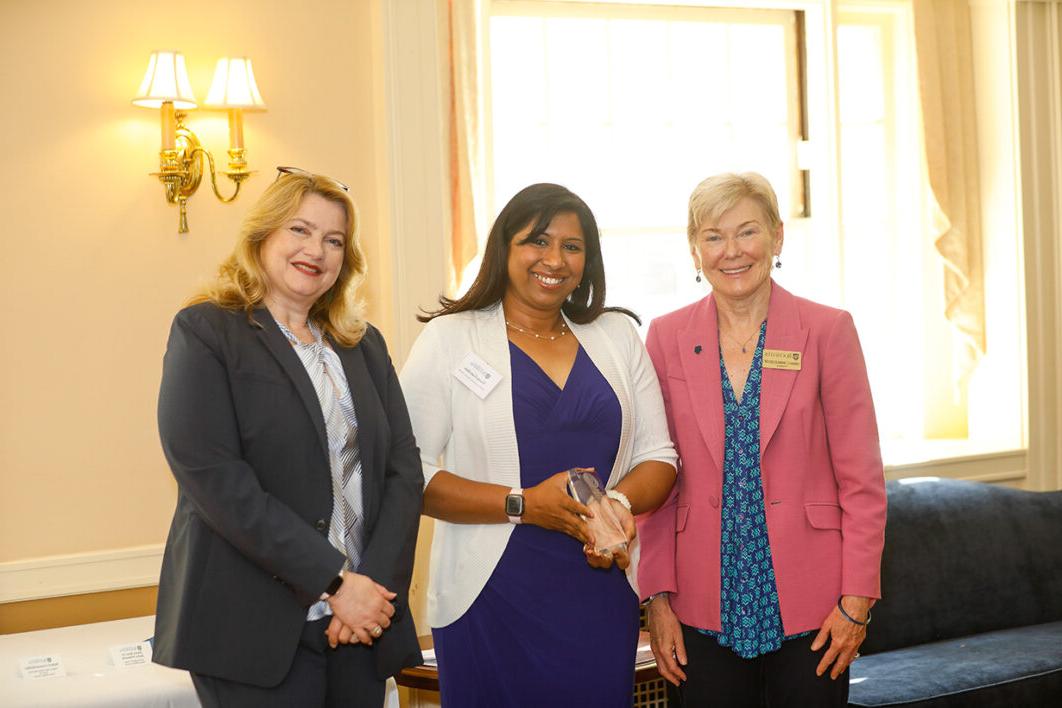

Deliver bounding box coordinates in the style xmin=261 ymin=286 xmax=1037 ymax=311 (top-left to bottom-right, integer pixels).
xmin=648 ymin=593 xmax=688 ymax=686
xmin=522 ymin=471 xmax=593 ymax=543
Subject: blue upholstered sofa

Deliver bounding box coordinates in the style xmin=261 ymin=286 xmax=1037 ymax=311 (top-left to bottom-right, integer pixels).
xmin=848 ymin=478 xmax=1062 ymax=707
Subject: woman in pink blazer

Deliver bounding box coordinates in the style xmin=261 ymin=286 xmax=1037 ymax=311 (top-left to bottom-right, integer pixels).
xmin=638 ymin=172 xmax=886 ymax=707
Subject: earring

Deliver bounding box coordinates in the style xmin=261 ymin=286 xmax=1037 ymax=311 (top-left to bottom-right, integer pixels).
xmin=695 ymin=269 xmax=702 ymax=283
xmin=774 ymin=256 xmax=782 ymax=269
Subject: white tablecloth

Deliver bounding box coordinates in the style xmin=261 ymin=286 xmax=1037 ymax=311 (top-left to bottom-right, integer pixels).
xmin=0 ymin=616 xmax=196 ymax=707
xmin=0 ymin=615 xmax=401 ymax=707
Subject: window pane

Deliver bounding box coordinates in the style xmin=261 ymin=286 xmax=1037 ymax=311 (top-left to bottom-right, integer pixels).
xmin=837 ymin=18 xmax=931 ymax=451
xmin=489 ymin=7 xmax=800 ymax=327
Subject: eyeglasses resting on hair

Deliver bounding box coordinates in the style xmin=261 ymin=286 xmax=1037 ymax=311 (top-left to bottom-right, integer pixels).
xmin=275 ymin=165 xmax=350 ymax=193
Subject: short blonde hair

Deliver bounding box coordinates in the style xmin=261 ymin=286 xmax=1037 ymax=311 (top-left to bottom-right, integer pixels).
xmin=687 ymin=172 xmax=782 ymax=245
xmin=188 ymin=170 xmax=367 ymax=346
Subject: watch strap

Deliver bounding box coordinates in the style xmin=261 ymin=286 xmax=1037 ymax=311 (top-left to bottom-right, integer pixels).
xmin=506 ymin=487 xmax=523 ymax=524
xmin=320 ymin=569 xmax=344 ymax=600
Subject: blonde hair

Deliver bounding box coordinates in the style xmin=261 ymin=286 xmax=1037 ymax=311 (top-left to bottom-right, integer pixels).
xmin=687 ymin=172 xmax=782 ymax=245
xmin=188 ymin=170 xmax=367 ymax=346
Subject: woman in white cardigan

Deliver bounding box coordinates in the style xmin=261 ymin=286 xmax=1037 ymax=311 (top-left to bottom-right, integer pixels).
xmin=400 ymin=183 xmax=676 ymax=707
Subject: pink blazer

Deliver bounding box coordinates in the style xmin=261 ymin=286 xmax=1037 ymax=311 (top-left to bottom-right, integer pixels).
xmin=637 ymin=282 xmax=886 ymax=635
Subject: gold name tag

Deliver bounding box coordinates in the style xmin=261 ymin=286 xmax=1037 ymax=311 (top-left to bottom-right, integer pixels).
xmin=763 ymin=349 xmax=802 ymax=370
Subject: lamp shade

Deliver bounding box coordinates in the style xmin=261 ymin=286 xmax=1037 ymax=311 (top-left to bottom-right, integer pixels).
xmin=204 ymin=57 xmax=266 ymax=110
xmin=132 ymin=50 xmax=198 ymax=109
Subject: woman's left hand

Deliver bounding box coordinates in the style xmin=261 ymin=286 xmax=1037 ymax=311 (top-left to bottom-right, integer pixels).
xmin=811 ymin=595 xmax=872 ymax=679
xmin=325 ymin=616 xmax=361 ymax=647
xmin=584 ymin=499 xmax=637 ymax=570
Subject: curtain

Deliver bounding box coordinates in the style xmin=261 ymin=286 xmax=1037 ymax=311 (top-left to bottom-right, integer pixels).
xmin=448 ymin=0 xmax=491 ymax=293
xmin=912 ymin=0 xmax=987 ymax=380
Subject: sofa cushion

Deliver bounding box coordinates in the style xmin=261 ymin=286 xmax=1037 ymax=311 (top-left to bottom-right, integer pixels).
xmin=848 ymin=620 xmax=1062 ymax=707
xmin=860 ymin=479 xmax=1062 ymax=654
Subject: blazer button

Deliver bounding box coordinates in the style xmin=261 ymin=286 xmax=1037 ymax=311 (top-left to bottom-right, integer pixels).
xmin=315 ymin=519 xmax=327 ymax=532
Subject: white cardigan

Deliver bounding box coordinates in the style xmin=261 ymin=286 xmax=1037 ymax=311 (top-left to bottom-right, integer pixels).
xmin=399 ymin=303 xmax=677 ymax=628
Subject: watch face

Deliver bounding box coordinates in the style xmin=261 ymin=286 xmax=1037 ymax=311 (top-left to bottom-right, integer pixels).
xmin=505 ymin=493 xmax=524 ymax=516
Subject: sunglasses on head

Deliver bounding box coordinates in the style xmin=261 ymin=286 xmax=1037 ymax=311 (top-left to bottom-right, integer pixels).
xmin=274 ymin=166 xmax=350 ymax=192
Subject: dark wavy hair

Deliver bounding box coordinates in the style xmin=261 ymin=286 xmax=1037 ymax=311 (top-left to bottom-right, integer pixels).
xmin=420 ymin=183 xmax=637 ymax=324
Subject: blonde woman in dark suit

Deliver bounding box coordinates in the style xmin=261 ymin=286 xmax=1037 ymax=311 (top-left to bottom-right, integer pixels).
xmin=154 ymin=168 xmax=423 ymax=707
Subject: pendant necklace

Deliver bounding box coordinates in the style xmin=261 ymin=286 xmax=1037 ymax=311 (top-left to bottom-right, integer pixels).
xmin=723 ymin=323 xmax=762 ymax=353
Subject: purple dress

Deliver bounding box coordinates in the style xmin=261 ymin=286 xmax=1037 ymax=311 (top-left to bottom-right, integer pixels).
xmin=432 ymin=343 xmax=639 ymax=707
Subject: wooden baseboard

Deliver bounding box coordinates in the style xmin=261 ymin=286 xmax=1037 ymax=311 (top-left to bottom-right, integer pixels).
xmin=0 ymin=586 xmax=158 ymax=635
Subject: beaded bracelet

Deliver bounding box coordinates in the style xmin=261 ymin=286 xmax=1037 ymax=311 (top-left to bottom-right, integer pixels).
xmin=837 ymin=599 xmax=872 ymax=626
xmin=606 ymin=488 xmax=632 ymax=512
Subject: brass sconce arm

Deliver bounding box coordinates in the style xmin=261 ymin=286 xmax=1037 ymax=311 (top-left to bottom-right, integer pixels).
xmin=190 ymin=146 xmax=252 ymax=203
xmin=147 ymin=113 xmax=257 ymax=233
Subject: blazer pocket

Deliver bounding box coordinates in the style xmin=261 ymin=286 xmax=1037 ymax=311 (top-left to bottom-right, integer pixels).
xmin=676 ymin=504 xmax=691 ymax=533
xmin=804 ymin=502 xmax=842 ymax=530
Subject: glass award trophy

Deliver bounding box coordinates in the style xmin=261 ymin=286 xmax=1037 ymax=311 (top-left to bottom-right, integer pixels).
xmin=567 ymin=468 xmax=628 ymax=556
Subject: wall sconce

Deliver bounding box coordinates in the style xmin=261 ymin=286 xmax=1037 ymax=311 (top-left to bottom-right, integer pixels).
xmin=132 ymin=50 xmax=267 ymax=233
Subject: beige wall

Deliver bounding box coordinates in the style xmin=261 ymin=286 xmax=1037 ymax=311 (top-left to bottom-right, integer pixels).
xmin=0 ymin=0 xmax=394 ymax=563
xmin=1 ymin=0 xmax=1059 ymax=637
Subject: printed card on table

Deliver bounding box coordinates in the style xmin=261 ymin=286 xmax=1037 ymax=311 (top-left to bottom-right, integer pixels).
xmin=109 ymin=641 xmax=153 ymax=669
xmin=19 ymin=655 xmax=66 ymax=680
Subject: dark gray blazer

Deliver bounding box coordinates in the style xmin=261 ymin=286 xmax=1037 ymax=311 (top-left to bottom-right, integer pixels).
xmin=152 ymin=302 xmax=423 ymax=687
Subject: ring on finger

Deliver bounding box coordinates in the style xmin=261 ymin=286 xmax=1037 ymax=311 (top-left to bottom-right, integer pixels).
xmin=370 ymin=625 xmax=383 ymax=637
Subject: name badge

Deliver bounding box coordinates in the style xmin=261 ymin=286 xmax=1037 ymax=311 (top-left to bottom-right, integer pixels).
xmin=453 ymin=352 xmax=502 ymax=400
xmin=763 ymin=349 xmax=802 ymax=370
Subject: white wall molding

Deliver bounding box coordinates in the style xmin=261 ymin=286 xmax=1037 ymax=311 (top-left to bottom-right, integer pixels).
xmin=0 ymin=544 xmax=163 ymax=603
xmin=1016 ymin=0 xmax=1062 ymax=490
xmin=380 ymin=0 xmax=451 ymax=365
xmin=885 ymin=449 xmax=1028 ymax=485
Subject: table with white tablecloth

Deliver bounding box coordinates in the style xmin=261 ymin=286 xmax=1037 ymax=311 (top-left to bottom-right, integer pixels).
xmin=0 ymin=615 xmax=400 ymax=707
xmin=0 ymin=616 xmax=196 ymax=707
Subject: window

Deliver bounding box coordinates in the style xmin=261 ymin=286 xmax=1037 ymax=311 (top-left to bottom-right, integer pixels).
xmin=469 ymin=0 xmax=1025 ymax=468
xmin=832 ymin=3 xmax=1025 ymax=463
xmin=486 ymin=2 xmax=802 ymax=326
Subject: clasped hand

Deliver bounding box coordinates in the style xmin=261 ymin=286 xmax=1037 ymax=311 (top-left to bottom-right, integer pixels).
xmin=324 ymin=572 xmax=397 ymax=649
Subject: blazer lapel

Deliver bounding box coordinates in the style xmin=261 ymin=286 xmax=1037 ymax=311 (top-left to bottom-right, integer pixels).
xmin=332 ymin=340 xmax=379 ymax=527
xmin=255 ymin=308 xmax=329 ymax=462
xmin=678 ymin=297 xmax=725 ymax=474
xmin=759 ymin=283 xmax=809 ymax=458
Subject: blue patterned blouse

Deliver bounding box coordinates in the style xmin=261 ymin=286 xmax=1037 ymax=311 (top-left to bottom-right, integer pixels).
xmin=699 ymin=321 xmax=810 ymax=658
